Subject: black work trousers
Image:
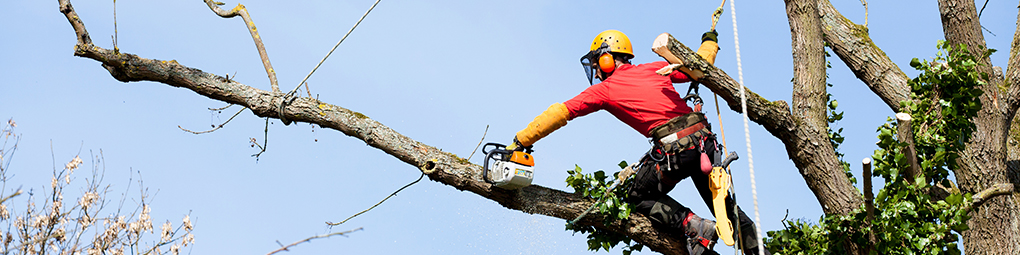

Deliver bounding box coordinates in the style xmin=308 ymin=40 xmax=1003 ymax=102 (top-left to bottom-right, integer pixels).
xmin=624 ymin=137 xmax=765 ymax=253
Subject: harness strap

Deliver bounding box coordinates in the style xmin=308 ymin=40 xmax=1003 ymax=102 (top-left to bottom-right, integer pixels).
xmin=658 ymin=121 xmax=707 ymax=145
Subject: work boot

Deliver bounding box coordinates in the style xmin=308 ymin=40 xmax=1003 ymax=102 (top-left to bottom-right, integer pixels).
xmin=682 ymin=213 xmax=718 ymax=255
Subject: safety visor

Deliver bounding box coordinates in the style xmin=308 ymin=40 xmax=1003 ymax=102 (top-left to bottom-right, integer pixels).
xmin=580 ymin=43 xmax=611 ymax=85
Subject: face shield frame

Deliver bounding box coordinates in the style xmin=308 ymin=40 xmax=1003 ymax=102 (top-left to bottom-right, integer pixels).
xmin=580 ymin=42 xmax=612 ymax=85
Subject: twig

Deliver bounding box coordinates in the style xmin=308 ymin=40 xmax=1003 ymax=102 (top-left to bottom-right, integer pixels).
xmin=977 ymin=0 xmax=990 ymax=18
xmin=275 ymin=0 xmax=381 ymax=125
xmin=112 ymin=0 xmax=118 ymax=53
xmin=0 ymin=189 xmax=22 ymax=204
xmin=466 ymin=125 xmax=488 ymax=161
xmin=860 ymin=0 xmax=868 ymax=28
xmin=178 ymin=107 xmax=247 ymax=134
xmin=203 ymin=0 xmax=279 ymax=92
xmin=266 ymin=228 xmax=363 ymax=255
xmin=303 ymin=82 xmax=312 ymax=98
xmin=288 ymin=0 xmax=381 ymax=96
xmin=250 ymin=117 xmax=271 ymax=159
xmin=327 ymin=173 xmax=423 ymax=226
xmin=209 ymin=103 xmax=234 ymax=111
xmin=251 ymin=117 xmax=269 ymax=159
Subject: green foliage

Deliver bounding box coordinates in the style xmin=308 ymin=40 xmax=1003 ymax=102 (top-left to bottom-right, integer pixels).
xmin=765 ymin=41 xmax=990 ymax=254
xmin=564 ymin=162 xmax=642 ymax=254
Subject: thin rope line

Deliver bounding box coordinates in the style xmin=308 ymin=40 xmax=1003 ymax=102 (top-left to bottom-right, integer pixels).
xmin=289 ymin=0 xmax=381 ymax=96
xmin=730 ymin=0 xmax=764 ymax=254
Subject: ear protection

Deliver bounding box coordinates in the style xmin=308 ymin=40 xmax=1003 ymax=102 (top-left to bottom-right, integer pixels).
xmin=598 ymin=53 xmax=616 ymax=73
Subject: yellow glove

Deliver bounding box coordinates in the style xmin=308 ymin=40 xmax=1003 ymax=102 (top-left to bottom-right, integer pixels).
xmin=505 ymin=137 xmax=526 ymax=151
xmin=515 ymin=103 xmax=570 ymax=147
xmin=697 ymin=31 xmax=720 ymax=65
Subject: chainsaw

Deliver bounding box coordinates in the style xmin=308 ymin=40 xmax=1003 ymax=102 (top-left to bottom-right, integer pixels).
xmin=710 ymin=151 xmax=741 ymax=247
xmin=481 ymin=142 xmax=535 ymax=190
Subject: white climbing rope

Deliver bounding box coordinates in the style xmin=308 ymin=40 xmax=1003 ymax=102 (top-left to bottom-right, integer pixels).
xmin=729 ymin=0 xmax=764 ymax=254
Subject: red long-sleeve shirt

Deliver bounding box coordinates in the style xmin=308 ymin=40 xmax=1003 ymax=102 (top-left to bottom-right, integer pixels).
xmin=564 ymin=61 xmax=693 ymax=137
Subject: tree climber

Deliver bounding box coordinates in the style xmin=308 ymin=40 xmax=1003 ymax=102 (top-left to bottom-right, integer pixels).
xmin=505 ymin=30 xmax=769 ymax=255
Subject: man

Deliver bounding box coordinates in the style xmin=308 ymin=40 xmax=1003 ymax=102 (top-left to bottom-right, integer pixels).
xmin=505 ymin=30 xmax=769 ymax=255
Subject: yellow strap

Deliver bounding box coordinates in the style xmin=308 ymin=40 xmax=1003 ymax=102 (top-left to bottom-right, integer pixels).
xmin=515 ymin=103 xmax=569 ymax=147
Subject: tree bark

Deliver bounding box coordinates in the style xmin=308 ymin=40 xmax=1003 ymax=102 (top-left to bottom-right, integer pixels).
xmin=786 ymin=0 xmax=828 ymax=130
xmin=937 ymin=0 xmax=1020 ymax=254
xmin=56 ymin=0 xmax=691 ymax=253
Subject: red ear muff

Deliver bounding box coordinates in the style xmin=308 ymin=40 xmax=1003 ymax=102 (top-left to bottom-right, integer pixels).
xmin=598 ymin=53 xmax=616 ymax=73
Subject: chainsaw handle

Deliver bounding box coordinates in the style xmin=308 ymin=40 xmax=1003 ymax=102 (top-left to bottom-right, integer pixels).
xmin=482 ymin=143 xmax=513 ymax=184
xmin=481 ymin=148 xmax=502 ymax=184
xmin=719 ymin=152 xmax=739 ymax=169
xmin=481 ymin=142 xmax=506 ymax=155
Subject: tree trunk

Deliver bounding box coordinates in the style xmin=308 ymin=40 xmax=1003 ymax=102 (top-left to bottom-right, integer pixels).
xmin=786 ymin=0 xmax=828 ymax=130
xmin=937 ymin=0 xmax=1020 ymax=254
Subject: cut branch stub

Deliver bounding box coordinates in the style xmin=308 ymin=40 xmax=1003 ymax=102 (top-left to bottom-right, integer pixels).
xmin=895 ymin=113 xmax=922 ymax=183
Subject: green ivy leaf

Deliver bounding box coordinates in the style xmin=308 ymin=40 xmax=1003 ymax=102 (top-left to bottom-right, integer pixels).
xmin=946 ymin=193 xmax=963 ymax=205
xmin=910 ymin=58 xmax=922 ymax=68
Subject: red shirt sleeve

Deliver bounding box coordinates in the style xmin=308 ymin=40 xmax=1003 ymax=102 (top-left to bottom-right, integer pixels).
xmin=669 ymin=70 xmax=691 ymax=83
xmin=563 ymin=84 xmax=606 ymax=120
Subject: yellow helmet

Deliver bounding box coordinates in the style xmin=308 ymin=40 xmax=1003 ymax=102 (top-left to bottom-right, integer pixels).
xmin=580 ymin=30 xmax=633 ymax=84
xmin=589 ymin=29 xmax=633 ymax=56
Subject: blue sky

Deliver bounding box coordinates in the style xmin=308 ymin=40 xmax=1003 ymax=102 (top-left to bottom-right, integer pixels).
xmin=1 ymin=0 xmax=1016 ymax=254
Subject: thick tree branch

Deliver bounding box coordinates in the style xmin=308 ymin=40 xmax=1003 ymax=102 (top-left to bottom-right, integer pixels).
xmin=817 ymin=0 xmax=910 ymax=111
xmin=56 ymin=0 xmax=689 ymax=253
xmin=655 ymin=33 xmax=862 ymax=215
xmin=786 ymin=0 xmax=828 ymax=130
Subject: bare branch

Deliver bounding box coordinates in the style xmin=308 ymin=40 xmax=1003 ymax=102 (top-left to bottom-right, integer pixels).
xmin=178 ymin=107 xmax=247 ymax=134
xmin=466 ymin=125 xmax=488 ymax=162
xmin=327 ymin=173 xmax=424 ymax=226
xmin=267 ymin=228 xmax=363 ymax=255
xmin=209 ymin=103 xmax=234 ymax=111
xmin=203 ymin=0 xmax=279 ymax=92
